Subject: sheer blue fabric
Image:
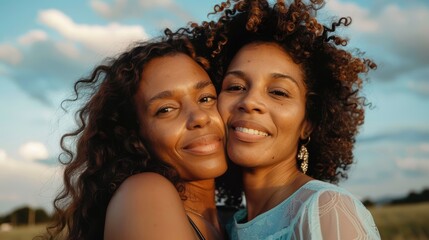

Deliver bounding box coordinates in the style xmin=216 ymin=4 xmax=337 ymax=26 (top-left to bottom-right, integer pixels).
xmin=226 ymin=180 xmax=380 ymax=240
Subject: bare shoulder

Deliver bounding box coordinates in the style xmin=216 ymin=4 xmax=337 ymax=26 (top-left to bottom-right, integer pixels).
xmin=104 ymin=172 xmax=195 ymax=240
xmin=106 ymin=172 xmax=182 ymax=215
xmin=117 ymin=172 xmax=178 ymax=197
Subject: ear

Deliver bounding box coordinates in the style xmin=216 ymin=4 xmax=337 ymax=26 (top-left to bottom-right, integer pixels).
xmin=300 ymin=120 xmax=313 ymax=140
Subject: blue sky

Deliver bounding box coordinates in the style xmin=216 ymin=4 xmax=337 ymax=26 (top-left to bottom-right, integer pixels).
xmin=0 ymin=0 xmax=428 ymax=215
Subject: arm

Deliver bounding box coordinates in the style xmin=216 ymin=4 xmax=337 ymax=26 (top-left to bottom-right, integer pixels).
xmin=104 ymin=172 xmax=197 ymax=240
xmin=318 ymin=191 xmax=380 ymax=240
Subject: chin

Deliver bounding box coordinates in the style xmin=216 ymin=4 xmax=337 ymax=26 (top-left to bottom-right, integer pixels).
xmin=227 ymin=151 xmax=256 ymax=167
xmin=201 ymin=164 xmax=228 ymax=180
xmin=207 ymin=164 xmax=228 ymax=178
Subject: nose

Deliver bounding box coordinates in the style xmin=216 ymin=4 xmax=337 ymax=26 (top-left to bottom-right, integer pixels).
xmin=186 ymin=104 xmax=211 ymax=129
xmin=237 ymin=88 xmax=267 ymax=114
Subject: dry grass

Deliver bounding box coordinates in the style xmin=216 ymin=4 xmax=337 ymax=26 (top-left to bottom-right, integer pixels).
xmin=1 ymin=203 xmax=429 ymax=240
xmin=0 ymin=224 xmax=47 ymax=240
xmin=369 ymin=202 xmax=429 ymax=240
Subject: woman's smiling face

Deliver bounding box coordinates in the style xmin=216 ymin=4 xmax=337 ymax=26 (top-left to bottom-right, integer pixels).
xmin=218 ymin=42 xmax=312 ymax=169
xmin=135 ymin=53 xmax=227 ymax=180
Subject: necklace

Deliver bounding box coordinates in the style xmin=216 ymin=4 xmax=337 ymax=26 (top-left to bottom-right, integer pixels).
xmin=184 ymin=207 xmax=204 ymax=218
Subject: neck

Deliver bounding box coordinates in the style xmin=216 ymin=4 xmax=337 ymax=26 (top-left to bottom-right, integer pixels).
xmin=183 ymin=178 xmax=216 ymax=210
xmin=182 ymin=179 xmax=221 ymax=233
xmin=242 ymin=160 xmax=309 ymax=221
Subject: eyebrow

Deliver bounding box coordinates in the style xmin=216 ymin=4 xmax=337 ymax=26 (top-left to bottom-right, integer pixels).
xmin=225 ymin=70 xmax=299 ymax=87
xmin=147 ymin=79 xmax=213 ymax=104
xmin=224 ymin=70 xmax=249 ymax=82
xmin=271 ymin=72 xmax=299 ymax=87
xmin=195 ymin=79 xmax=213 ymax=90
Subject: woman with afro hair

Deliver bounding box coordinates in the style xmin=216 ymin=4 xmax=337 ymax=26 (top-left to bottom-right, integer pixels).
xmin=184 ymin=0 xmax=381 ymax=239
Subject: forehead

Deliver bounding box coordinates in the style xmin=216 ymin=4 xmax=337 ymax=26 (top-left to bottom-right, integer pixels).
xmin=228 ymin=42 xmax=304 ymax=82
xmin=231 ymin=42 xmax=293 ymax=64
xmin=138 ymin=53 xmax=210 ymax=99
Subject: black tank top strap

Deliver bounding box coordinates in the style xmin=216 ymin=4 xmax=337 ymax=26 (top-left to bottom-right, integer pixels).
xmin=187 ymin=215 xmax=206 ymax=240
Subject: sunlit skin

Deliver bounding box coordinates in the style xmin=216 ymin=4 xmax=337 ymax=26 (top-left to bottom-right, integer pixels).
xmin=135 ymin=53 xmax=227 ymax=181
xmin=105 ymin=53 xmax=227 ymax=240
xmin=218 ymin=42 xmax=314 ymax=220
xmin=133 ymin=53 xmax=227 ymax=239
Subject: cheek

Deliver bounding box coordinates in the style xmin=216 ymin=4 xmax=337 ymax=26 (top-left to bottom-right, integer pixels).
xmin=217 ymin=106 xmax=230 ymax=125
xmin=145 ymin=132 xmax=180 ymax=168
xmin=145 ymin=123 xmax=180 ymax=152
xmin=211 ymin=110 xmax=226 ymax=128
xmin=217 ymin=96 xmax=232 ymax=122
xmin=276 ymin=111 xmax=306 ymax=137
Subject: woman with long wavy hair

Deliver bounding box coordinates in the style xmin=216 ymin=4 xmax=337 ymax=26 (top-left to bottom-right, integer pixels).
xmin=36 ymin=33 xmax=231 ymax=240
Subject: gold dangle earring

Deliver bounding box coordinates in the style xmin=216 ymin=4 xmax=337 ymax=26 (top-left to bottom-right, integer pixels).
xmin=298 ymin=137 xmax=310 ymax=174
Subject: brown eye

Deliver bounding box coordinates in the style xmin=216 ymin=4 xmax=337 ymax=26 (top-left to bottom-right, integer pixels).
xmin=269 ymin=89 xmax=289 ymax=97
xmin=156 ymin=106 xmax=174 ymax=115
xmin=200 ymin=95 xmax=217 ymax=103
xmin=226 ymin=84 xmax=246 ymax=92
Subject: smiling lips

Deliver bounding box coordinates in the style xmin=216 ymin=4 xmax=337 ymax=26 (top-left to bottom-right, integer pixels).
xmin=235 ymin=127 xmax=269 ymax=136
xmin=230 ymin=122 xmax=270 ymax=142
xmin=183 ymin=134 xmax=223 ymax=155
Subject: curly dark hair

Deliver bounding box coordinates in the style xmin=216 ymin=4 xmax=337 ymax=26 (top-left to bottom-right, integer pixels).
xmin=35 ymin=33 xmax=212 ymax=240
xmin=185 ymin=0 xmax=377 ymax=186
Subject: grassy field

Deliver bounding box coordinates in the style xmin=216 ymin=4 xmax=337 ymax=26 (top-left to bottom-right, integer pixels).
xmin=0 ymin=224 xmax=47 ymax=240
xmin=1 ymin=203 xmax=429 ymax=240
xmin=369 ymin=202 xmax=429 ymax=240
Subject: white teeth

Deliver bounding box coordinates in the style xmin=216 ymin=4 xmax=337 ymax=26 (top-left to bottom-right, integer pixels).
xmin=235 ymin=127 xmax=269 ymax=136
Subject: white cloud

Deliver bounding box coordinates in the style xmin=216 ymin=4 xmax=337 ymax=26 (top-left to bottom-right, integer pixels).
xmin=324 ymin=0 xmax=378 ymax=32
xmin=377 ymin=5 xmax=429 ymax=62
xmin=391 ymin=141 xmax=429 ymax=175
xmin=0 ymin=149 xmax=7 ymax=161
xmin=344 ymin=138 xmax=429 ymax=200
xmin=5 ymin=39 xmax=91 ymax=105
xmin=405 ymin=142 xmax=429 ymax=156
xmin=0 ymin=149 xmax=61 ymax=214
xmin=0 ymin=44 xmax=22 ymax=65
xmin=155 ymin=19 xmax=176 ymax=29
xmin=138 ymin=0 xmax=174 ymax=8
xmin=54 ymin=41 xmax=81 ymax=59
xmin=7 ymin=9 xmax=151 ymax=106
xmin=38 ymin=9 xmax=149 ymax=56
xmin=325 ymin=1 xmax=429 ymax=66
xmin=91 ymin=0 xmax=113 ymax=16
xmin=408 ymin=80 xmax=429 ymax=97
xmin=90 ymin=0 xmax=174 ymax=18
xmin=90 ymin=0 xmax=191 ymax=26
xmin=396 ymin=157 xmax=429 ymax=173
xmin=418 ymin=143 xmax=429 ymax=152
xmin=0 ymin=194 xmax=20 ymax=201
xmin=18 ymin=141 xmax=49 ymax=161
xmin=18 ymin=30 xmax=48 ymax=45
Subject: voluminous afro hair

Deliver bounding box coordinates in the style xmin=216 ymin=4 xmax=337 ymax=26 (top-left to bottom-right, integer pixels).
xmin=184 ymin=0 xmax=377 ymax=187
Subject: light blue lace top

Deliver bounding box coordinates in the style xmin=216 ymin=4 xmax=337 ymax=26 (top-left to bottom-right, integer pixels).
xmin=226 ymin=180 xmax=380 ymax=240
